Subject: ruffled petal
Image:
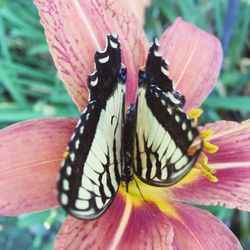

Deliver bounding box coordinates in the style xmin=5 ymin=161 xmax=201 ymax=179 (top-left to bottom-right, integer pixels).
xmin=159 ymin=17 xmax=223 ymax=111
xmin=168 ymin=120 xmax=250 ymax=211
xmin=55 ymin=193 xmax=174 ymax=250
xmin=168 ymin=202 xmax=242 ymax=249
xmin=34 ymin=0 xmax=148 ymax=110
xmin=0 ymin=118 xmax=76 ymax=215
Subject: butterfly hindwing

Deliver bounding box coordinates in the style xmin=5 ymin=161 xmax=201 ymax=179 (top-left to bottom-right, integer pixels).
xmin=134 ymin=40 xmax=202 ymax=186
xmin=58 ymin=35 xmax=125 ymax=219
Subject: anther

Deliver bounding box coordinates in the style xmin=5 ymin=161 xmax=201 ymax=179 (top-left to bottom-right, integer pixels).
xmin=200 ymin=129 xmax=213 ymax=139
xmin=188 ymin=108 xmax=203 ymax=126
xmin=195 ymin=154 xmax=218 ymax=183
xmin=203 ymin=141 xmax=219 ymax=154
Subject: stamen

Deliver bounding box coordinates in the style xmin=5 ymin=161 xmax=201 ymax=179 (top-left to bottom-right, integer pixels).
xmin=189 ymin=109 xmax=219 ymax=183
xmin=200 ymin=129 xmax=213 ymax=139
xmin=188 ymin=108 xmax=203 ymax=126
xmin=199 ymin=130 xmax=219 ymax=153
xmin=200 ymin=165 xmax=218 ymax=182
xmin=188 ymin=145 xmax=198 ymax=155
xmin=203 ymin=141 xmax=219 ymax=154
xmin=195 ymin=154 xmax=218 ymax=183
xmin=63 ymin=151 xmax=69 ymax=159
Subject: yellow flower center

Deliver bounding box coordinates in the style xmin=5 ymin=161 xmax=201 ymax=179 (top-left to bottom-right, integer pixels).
xmin=119 ymin=177 xmax=179 ymax=218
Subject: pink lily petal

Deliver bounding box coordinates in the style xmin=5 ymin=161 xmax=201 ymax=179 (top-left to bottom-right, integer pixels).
xmin=55 ymin=192 xmax=240 ymax=249
xmin=115 ymin=0 xmax=151 ymax=25
xmin=34 ymin=0 xmax=148 ymax=110
xmin=204 ymin=119 xmax=250 ymax=165
xmin=169 ymin=202 xmax=242 ymax=249
xmin=0 ymin=118 xmax=76 ymax=215
xmin=169 ymin=120 xmax=250 ymax=211
xmin=159 ymin=17 xmax=223 ymax=111
xmin=55 ymin=194 xmax=174 ymax=249
xmin=55 ymin=195 xmax=126 ymax=250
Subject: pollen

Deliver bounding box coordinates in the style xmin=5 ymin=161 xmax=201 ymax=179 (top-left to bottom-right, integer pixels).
xmin=188 ymin=108 xmax=203 ymax=126
xmin=63 ymin=150 xmax=69 ymax=159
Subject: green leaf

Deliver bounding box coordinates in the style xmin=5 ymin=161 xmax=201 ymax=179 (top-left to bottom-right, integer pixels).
xmin=204 ymin=96 xmax=250 ymax=111
xmin=0 ymin=66 xmax=28 ymax=107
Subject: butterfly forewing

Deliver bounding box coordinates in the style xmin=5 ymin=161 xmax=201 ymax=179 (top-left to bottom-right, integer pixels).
xmin=58 ymin=35 xmax=125 ymax=219
xmin=134 ymin=40 xmax=202 ymax=186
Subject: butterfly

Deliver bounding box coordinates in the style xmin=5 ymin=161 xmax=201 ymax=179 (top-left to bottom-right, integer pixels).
xmin=57 ymin=35 xmax=203 ymax=220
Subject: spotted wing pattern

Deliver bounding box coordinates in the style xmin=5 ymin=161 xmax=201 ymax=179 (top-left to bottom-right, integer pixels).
xmin=134 ymin=40 xmax=202 ymax=186
xmin=58 ymin=35 xmax=125 ymax=219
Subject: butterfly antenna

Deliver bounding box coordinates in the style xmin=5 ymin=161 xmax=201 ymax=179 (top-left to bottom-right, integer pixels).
xmin=134 ymin=178 xmax=146 ymax=202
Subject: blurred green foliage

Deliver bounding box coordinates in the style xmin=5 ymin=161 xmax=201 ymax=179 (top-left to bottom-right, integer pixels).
xmin=0 ymin=0 xmax=250 ymax=249
xmin=145 ymin=0 xmax=250 ymax=124
xmin=0 ymin=1 xmax=78 ymax=129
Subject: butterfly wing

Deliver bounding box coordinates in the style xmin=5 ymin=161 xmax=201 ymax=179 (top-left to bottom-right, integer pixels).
xmin=134 ymin=40 xmax=202 ymax=186
xmin=58 ymin=35 xmax=125 ymax=219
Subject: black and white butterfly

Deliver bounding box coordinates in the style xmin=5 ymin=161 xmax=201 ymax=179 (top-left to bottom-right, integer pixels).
xmin=58 ymin=35 xmax=203 ymax=220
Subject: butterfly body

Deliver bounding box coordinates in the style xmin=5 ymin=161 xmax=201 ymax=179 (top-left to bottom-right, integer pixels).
xmin=121 ymin=104 xmax=136 ymax=191
xmin=58 ymin=35 xmax=202 ymax=220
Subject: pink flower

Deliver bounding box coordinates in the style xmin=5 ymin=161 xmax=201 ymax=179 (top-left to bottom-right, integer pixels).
xmin=116 ymin=0 xmax=151 ymax=25
xmin=0 ymin=1 xmax=250 ymax=249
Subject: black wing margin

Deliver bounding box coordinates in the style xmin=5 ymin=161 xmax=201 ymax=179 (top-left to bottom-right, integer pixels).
xmin=134 ymin=39 xmax=203 ymax=186
xmin=58 ymin=35 xmax=125 ymax=219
